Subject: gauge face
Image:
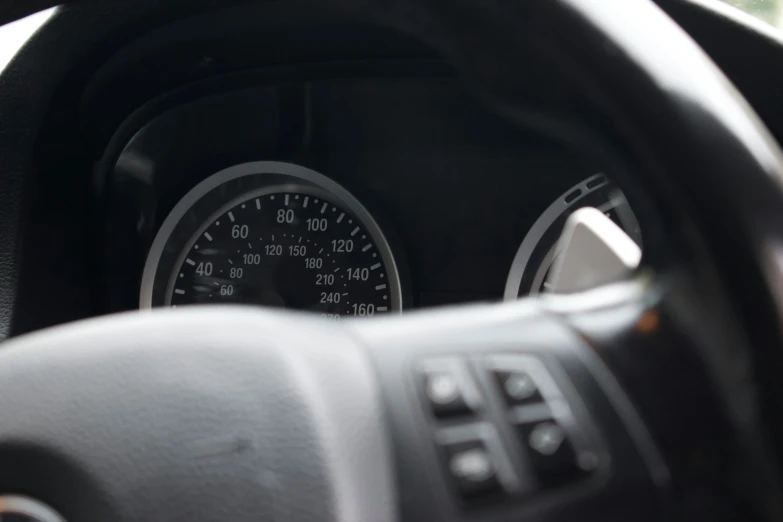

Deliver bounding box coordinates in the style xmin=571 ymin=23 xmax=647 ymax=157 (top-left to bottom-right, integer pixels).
xmin=141 ymin=162 xmax=403 ymax=318
xmin=504 ymin=174 xmax=641 ymax=298
xmin=171 ymin=189 xmax=392 ymax=316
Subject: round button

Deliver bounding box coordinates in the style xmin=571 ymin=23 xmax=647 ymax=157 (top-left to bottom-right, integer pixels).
xmin=426 ymin=373 xmax=460 ymax=405
xmin=528 ymin=422 xmax=566 ymax=456
xmin=504 ymin=373 xmax=537 ymax=400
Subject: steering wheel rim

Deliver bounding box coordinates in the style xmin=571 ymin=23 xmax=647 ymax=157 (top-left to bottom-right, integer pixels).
xmin=1 ymin=0 xmax=783 ymax=521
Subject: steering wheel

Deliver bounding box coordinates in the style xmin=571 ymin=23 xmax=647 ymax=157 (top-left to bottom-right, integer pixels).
xmin=2 ymin=0 xmax=783 ymax=521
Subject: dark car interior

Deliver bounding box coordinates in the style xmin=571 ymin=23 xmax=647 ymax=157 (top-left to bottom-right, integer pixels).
xmin=2 ymin=1 xmax=783 ymax=522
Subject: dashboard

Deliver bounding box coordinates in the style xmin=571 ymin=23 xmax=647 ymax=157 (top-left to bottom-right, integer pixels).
xmin=103 ymin=77 xmax=639 ymax=318
xmin=2 ymin=0 xmax=781 ymax=335
xmin=3 ymin=3 xmax=783 ymax=522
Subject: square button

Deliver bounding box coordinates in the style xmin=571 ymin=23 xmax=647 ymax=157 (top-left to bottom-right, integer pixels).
xmin=441 ymin=439 xmax=503 ymax=499
xmin=420 ymin=359 xmax=478 ymax=418
xmin=425 ymin=371 xmax=468 ymax=413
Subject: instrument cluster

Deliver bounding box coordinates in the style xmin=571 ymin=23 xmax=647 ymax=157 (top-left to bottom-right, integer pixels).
xmin=105 ymin=77 xmax=639 ymax=315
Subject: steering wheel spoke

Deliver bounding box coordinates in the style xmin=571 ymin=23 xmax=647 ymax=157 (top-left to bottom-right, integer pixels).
xmin=350 ymin=280 xmax=669 ymax=521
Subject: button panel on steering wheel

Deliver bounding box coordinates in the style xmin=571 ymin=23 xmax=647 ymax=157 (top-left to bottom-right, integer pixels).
xmin=418 ymin=353 xmax=603 ymax=505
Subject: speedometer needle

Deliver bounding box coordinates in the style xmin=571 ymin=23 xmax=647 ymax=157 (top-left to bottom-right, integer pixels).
xmin=546 ymin=207 xmax=642 ymax=293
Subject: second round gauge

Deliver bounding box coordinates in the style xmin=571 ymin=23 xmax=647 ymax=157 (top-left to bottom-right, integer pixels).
xmin=170 ymin=187 xmax=392 ymax=318
xmin=504 ymin=174 xmax=642 ymax=299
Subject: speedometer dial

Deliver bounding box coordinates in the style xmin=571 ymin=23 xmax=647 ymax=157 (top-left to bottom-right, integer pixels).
xmin=140 ymin=162 xmax=403 ymax=318
xmin=171 ymin=189 xmax=391 ymax=316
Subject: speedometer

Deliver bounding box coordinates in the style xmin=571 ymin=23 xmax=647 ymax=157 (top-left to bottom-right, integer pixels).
xmin=140 ymin=162 xmax=403 ymax=318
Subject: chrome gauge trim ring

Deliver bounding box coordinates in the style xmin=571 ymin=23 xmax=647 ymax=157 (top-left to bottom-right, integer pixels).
xmin=140 ymin=161 xmax=403 ymax=313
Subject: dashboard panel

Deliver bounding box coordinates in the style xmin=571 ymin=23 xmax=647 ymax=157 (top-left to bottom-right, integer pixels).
xmin=104 ymin=76 xmax=610 ymax=315
xmin=1 ymin=4 xmax=782 ymax=522
xmin=14 ymin=0 xmax=749 ymax=334
xmin=2 ymin=0 xmax=775 ymax=335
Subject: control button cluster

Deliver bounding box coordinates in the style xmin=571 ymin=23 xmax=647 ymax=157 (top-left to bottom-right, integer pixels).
xmin=489 ymin=355 xmax=598 ymax=489
xmin=418 ymin=355 xmax=600 ymax=505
